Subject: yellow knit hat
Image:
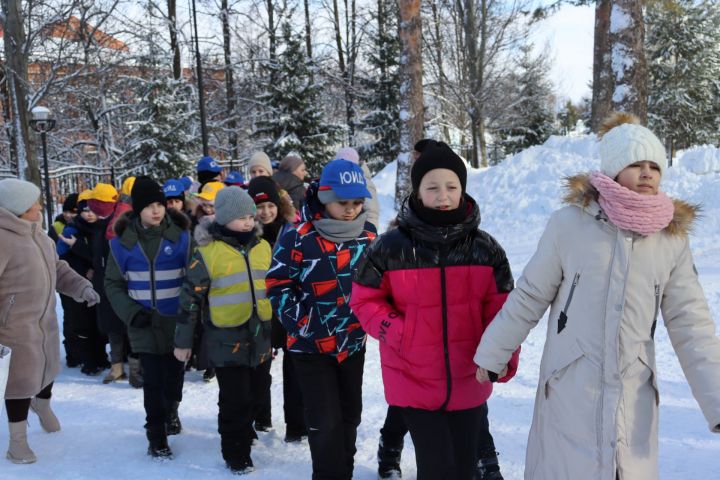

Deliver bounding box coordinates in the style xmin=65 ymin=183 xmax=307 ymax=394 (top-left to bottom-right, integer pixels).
xmin=120 ymin=176 xmax=136 ymax=197
xmin=197 ymin=181 xmax=225 ymax=202
xmin=90 ymin=183 xmax=119 ymax=203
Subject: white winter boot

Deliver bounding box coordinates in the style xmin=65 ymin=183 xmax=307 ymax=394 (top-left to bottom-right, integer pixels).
xmin=30 ymin=397 xmax=61 ymax=433
xmin=6 ymin=421 xmax=36 ymax=464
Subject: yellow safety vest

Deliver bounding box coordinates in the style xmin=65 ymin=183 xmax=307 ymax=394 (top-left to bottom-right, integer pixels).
xmin=197 ymin=239 xmax=273 ymax=328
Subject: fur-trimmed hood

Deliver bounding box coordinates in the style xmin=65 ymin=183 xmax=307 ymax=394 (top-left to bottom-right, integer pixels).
xmin=562 ymin=173 xmax=698 ymax=237
xmin=113 ymin=207 xmax=191 ymax=242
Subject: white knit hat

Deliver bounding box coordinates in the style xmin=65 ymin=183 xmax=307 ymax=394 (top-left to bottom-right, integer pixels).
xmin=0 ymin=179 xmax=41 ymax=216
xmin=248 ymin=151 xmax=273 ymax=175
xmin=599 ymin=122 xmax=667 ymax=179
xmin=335 ymin=147 xmax=360 ymax=165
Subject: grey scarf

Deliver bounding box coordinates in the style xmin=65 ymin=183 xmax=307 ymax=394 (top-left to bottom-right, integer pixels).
xmin=313 ymin=212 xmax=368 ymax=243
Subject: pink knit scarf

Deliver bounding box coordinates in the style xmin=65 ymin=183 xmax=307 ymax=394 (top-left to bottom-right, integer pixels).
xmin=589 ymin=172 xmax=675 ymax=236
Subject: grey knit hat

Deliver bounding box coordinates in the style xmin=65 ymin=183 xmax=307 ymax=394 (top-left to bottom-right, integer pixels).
xmin=214 ymin=186 xmax=257 ymax=226
xmin=0 ymin=179 xmax=41 ymax=216
xmin=279 ymin=155 xmax=304 ymax=173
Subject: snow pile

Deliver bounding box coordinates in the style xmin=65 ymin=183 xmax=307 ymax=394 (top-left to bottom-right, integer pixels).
xmin=676 ymin=145 xmax=720 ymax=175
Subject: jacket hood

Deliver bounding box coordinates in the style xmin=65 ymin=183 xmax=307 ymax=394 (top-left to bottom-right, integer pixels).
xmin=299 ymin=181 xmax=325 ymax=223
xmin=0 ymin=206 xmax=35 ymax=236
xmin=113 ymin=208 xmax=190 ymax=240
xmin=562 ymin=173 xmax=698 ymax=237
xmin=397 ymin=193 xmax=481 ymax=245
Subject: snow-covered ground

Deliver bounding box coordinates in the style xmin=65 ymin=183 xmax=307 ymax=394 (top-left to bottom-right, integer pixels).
xmin=3 ymin=135 xmax=719 ymax=479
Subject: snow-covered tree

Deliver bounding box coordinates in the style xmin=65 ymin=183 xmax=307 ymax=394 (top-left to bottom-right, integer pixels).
xmin=356 ymin=0 xmax=401 ymax=172
xmin=646 ymin=0 xmax=720 ymax=152
xmin=253 ymin=22 xmax=342 ymax=175
xmin=122 ymin=77 xmax=196 ymax=180
xmin=498 ymin=43 xmax=556 ymax=155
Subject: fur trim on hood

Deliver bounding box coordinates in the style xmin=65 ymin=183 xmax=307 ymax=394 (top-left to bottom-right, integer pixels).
xmin=113 ymin=207 xmax=191 ymax=237
xmin=562 ymin=173 xmax=698 ymax=237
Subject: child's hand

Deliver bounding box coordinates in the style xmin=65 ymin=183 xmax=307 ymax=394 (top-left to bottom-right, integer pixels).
xmin=174 ymin=348 xmax=192 ymax=363
xmin=476 ymin=367 xmax=490 ymax=383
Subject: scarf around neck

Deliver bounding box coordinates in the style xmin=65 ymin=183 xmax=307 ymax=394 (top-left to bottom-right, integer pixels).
xmin=589 ymin=171 xmax=674 ymax=236
xmin=313 ymin=211 xmax=368 ymax=243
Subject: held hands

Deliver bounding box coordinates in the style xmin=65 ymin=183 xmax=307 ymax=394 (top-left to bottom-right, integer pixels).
xmin=475 ymin=365 xmax=509 ymax=384
xmin=174 ymin=348 xmax=192 ymax=363
xmin=80 ymin=286 xmax=101 ymax=307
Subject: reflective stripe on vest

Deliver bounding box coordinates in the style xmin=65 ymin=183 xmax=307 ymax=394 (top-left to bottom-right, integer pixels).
xmin=197 ymin=239 xmax=273 ymax=328
xmin=110 ymin=231 xmax=190 ymax=315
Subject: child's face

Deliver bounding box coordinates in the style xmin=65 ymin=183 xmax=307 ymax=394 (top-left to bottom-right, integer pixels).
xmin=249 ymin=165 xmax=271 ymax=179
xmin=418 ymin=169 xmax=462 ymax=210
xmin=616 ymin=161 xmax=661 ymax=195
xmin=63 ymin=211 xmax=77 ymax=222
xmin=325 ymin=199 xmax=364 ymax=221
xmin=166 ymin=198 xmax=184 ymax=212
xmin=80 ymin=209 xmax=97 ymax=223
xmin=225 ymin=215 xmax=255 ymax=232
xmin=140 ymin=202 xmax=165 ymax=227
xmin=256 ymin=201 xmax=278 ymax=225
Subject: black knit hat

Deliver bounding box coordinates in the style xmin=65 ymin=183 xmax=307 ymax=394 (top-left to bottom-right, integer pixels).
xmin=247 ymin=176 xmax=281 ymax=208
xmin=131 ymin=176 xmax=166 ymax=215
xmin=411 ymin=144 xmax=467 ymax=192
xmin=62 ymin=193 xmax=79 ymax=213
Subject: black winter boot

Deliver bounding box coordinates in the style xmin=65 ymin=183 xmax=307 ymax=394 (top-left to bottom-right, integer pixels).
xmin=166 ymin=401 xmax=182 ymax=436
xmin=226 ymin=457 xmax=254 ymax=475
xmin=377 ymin=437 xmax=403 ymax=479
xmin=146 ymin=424 xmax=173 ymax=459
xmin=222 ymin=436 xmax=253 ymax=475
xmin=475 ymin=450 xmax=503 ymax=480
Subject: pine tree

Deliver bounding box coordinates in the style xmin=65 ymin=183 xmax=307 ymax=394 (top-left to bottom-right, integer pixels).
xmin=646 ymin=0 xmax=720 ymax=153
xmin=123 ymin=76 xmax=197 ymax=180
xmin=254 ymin=23 xmax=342 ymax=175
xmin=498 ymin=43 xmax=556 ymax=156
xmin=356 ymin=0 xmax=401 ymax=172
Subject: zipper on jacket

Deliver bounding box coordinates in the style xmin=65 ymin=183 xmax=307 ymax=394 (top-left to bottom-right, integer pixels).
xmin=1 ymin=294 xmax=15 ymax=327
xmin=241 ymin=248 xmax=260 ymax=322
xmin=557 ymin=272 xmax=581 ymax=334
xmin=438 ymin=250 xmax=453 ymax=411
xmin=651 ymin=283 xmax=660 ymax=339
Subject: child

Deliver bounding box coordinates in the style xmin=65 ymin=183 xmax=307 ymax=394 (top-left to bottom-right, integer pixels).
xmin=104 ymin=176 xmax=191 ymax=458
xmin=162 ymin=179 xmax=186 ymax=213
xmin=351 ymin=145 xmax=519 ymax=480
xmin=267 ymin=159 xmax=376 ymax=479
xmin=174 ymin=186 xmax=273 ymax=474
xmin=57 ymin=189 xmax=109 ymax=375
xmin=247 ymin=176 xmax=306 ymax=441
xmin=474 ymin=113 xmax=720 ymax=479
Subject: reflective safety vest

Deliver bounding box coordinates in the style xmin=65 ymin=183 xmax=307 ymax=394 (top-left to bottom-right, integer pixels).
xmin=110 ymin=232 xmax=190 ymax=315
xmin=198 ymin=239 xmax=273 ymax=328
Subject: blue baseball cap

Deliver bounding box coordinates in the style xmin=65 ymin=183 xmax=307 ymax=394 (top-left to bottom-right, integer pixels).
xmin=318 ymin=159 xmax=371 ymax=204
xmin=179 ymin=176 xmax=193 ymax=191
xmin=197 ymin=155 xmax=222 ymax=173
xmin=224 ymin=171 xmax=245 ymax=186
xmin=162 ymin=179 xmax=185 ymax=199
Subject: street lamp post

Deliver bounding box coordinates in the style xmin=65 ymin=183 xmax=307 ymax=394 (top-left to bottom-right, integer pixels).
xmin=29 ymin=106 xmax=56 ymax=228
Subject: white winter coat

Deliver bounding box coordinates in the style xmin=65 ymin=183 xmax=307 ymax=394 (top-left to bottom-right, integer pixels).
xmin=474 ymin=175 xmax=720 ymax=480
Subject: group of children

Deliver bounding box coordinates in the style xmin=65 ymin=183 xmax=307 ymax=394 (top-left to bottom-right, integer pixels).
xmin=39 ymin=114 xmax=720 ymax=480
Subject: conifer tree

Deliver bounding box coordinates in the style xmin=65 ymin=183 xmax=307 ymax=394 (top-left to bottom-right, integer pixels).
xmin=254 ymin=22 xmax=342 ymax=175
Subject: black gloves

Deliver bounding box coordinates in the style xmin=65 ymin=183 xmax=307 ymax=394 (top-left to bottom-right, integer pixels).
xmin=131 ymin=310 xmax=153 ymax=328
xmin=488 ymin=371 xmax=499 ymax=383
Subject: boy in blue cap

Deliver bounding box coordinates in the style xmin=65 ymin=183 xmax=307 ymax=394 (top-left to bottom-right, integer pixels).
xmin=197 ymin=156 xmax=224 ymax=190
xmin=163 ymin=179 xmax=186 ymax=212
xmin=224 ymin=171 xmax=245 ymax=187
xmin=267 ymin=159 xmax=376 ymax=479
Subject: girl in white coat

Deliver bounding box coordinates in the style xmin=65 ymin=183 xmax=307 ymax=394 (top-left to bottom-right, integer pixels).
xmin=474 ymin=113 xmax=720 ymax=480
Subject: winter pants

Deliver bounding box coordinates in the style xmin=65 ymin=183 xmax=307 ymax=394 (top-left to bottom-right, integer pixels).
xmin=253 ymin=358 xmax=272 ymax=427
xmin=401 ymin=405 xmax=485 ymax=480
xmin=61 ymin=295 xmax=107 ymax=369
xmin=108 ymin=331 xmax=130 ymax=365
xmin=215 ymin=365 xmax=259 ymax=463
xmin=292 ymin=349 xmax=365 ymax=480
xmin=282 ymin=347 xmax=306 ymax=436
xmin=382 ymin=402 xmax=497 ymax=455
xmin=139 ymin=353 xmax=184 ymax=429
xmin=5 ymin=383 xmax=53 ymax=422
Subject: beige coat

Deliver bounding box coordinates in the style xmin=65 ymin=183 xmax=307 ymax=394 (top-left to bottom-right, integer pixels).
xmin=0 ymin=207 xmax=92 ymax=399
xmin=474 ymin=175 xmax=720 ymax=480
xmin=361 ymin=162 xmax=380 ymax=230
